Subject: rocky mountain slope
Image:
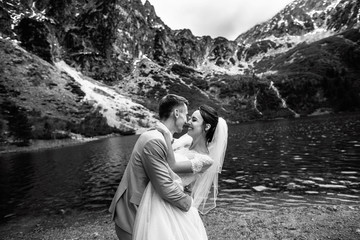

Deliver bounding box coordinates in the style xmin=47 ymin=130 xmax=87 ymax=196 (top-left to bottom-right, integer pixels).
xmin=235 ymin=0 xmax=360 ymax=68
xmin=0 ymin=0 xmax=359 ymax=146
xmin=236 ymin=0 xmax=360 ymax=43
xmin=0 ymin=38 xmax=157 ymax=145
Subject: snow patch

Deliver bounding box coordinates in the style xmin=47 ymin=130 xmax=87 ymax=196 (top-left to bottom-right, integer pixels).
xmin=55 ymin=61 xmax=157 ymax=134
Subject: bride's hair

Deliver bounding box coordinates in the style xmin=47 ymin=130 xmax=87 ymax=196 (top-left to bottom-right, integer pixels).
xmin=199 ymin=105 xmax=218 ymax=143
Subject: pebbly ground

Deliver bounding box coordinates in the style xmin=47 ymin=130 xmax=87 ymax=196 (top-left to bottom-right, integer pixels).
xmin=1 ymin=205 xmax=359 ymax=240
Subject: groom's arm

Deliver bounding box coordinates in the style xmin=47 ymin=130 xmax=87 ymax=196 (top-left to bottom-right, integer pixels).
xmin=142 ymin=139 xmax=192 ymax=212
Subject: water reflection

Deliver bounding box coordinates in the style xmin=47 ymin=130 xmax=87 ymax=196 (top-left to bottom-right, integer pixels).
xmin=0 ymin=135 xmax=138 ymax=221
xmin=0 ymin=113 xmax=359 ymax=221
xmin=219 ymin=113 xmax=360 ymax=211
xmin=0 ymin=153 xmax=36 ymax=219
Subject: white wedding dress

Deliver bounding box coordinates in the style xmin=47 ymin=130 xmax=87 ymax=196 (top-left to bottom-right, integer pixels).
xmin=133 ymin=147 xmax=213 ymax=240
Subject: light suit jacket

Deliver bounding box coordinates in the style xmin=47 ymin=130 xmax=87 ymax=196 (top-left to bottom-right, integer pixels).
xmin=109 ymin=129 xmax=192 ymax=234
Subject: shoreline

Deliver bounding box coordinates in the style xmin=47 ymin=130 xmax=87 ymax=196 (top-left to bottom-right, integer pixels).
xmin=2 ymin=112 xmax=359 ymax=155
xmin=0 ymin=134 xmax=122 ymax=155
xmin=0 ymin=204 xmax=359 ymax=239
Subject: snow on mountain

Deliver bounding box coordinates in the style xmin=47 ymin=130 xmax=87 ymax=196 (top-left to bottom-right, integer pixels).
xmin=1 ymin=0 xmax=359 ymax=141
xmin=181 ymin=0 xmax=360 ymax=76
xmin=233 ymin=0 xmax=360 ymax=73
xmin=236 ymin=0 xmax=346 ymax=44
xmin=55 ymin=61 xmax=158 ymax=134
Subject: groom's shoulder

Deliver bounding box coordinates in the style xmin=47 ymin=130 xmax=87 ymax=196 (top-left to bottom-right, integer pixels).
xmin=139 ymin=129 xmax=162 ymax=141
xmin=138 ymin=130 xmax=165 ymax=149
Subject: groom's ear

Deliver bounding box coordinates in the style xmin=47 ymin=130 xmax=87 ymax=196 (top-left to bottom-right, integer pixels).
xmin=174 ymin=109 xmax=179 ymax=118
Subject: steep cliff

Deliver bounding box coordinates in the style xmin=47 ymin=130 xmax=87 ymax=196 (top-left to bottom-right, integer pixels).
xmin=0 ymin=0 xmax=359 ymax=146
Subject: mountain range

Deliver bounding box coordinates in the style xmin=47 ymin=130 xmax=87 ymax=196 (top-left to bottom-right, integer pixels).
xmin=0 ymin=0 xmax=359 ymax=146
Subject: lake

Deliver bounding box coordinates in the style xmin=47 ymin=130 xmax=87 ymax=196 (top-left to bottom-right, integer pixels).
xmin=0 ymin=113 xmax=359 ymax=222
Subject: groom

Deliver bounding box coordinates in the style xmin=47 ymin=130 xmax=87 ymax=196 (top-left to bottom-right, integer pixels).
xmin=109 ymin=94 xmax=192 ymax=240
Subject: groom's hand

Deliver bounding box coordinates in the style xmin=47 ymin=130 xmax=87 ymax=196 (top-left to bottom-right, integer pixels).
xmin=184 ymin=185 xmax=192 ymax=195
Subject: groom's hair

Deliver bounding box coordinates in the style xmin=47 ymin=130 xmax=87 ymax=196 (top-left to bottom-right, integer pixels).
xmin=159 ymin=94 xmax=189 ymax=120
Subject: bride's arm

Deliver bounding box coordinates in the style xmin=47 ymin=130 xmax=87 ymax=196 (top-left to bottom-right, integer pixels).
xmin=172 ymin=133 xmax=192 ymax=151
xmin=156 ymin=125 xmax=193 ymax=173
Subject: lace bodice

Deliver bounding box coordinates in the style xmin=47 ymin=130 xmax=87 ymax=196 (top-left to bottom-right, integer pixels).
xmin=174 ymin=148 xmax=213 ymax=186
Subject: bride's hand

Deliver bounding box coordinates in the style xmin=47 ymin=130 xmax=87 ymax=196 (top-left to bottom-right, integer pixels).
xmin=155 ymin=122 xmax=172 ymax=138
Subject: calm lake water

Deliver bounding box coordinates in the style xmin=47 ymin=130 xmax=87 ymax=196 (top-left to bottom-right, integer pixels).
xmin=0 ymin=113 xmax=359 ymax=222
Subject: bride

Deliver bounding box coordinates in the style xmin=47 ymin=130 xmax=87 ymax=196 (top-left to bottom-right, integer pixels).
xmin=133 ymin=105 xmax=228 ymax=240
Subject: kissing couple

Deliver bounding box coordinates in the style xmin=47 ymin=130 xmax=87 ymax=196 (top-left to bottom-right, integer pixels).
xmin=109 ymin=94 xmax=228 ymax=240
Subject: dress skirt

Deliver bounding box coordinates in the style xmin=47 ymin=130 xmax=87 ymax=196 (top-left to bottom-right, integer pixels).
xmin=133 ymin=183 xmax=208 ymax=240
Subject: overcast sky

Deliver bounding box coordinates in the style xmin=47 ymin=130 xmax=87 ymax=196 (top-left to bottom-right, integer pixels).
xmin=144 ymin=0 xmax=294 ymax=40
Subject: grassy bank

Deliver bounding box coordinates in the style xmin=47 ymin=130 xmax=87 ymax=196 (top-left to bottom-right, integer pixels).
xmin=1 ymin=205 xmax=359 ymax=240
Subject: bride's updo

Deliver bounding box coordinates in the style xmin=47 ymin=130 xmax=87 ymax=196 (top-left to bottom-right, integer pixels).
xmin=199 ymin=105 xmax=219 ymax=143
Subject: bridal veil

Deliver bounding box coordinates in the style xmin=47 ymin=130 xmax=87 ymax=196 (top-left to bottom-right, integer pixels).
xmin=191 ymin=117 xmax=228 ymax=214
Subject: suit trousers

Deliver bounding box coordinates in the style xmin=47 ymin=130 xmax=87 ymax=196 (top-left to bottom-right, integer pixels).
xmin=115 ymin=224 xmax=132 ymax=240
